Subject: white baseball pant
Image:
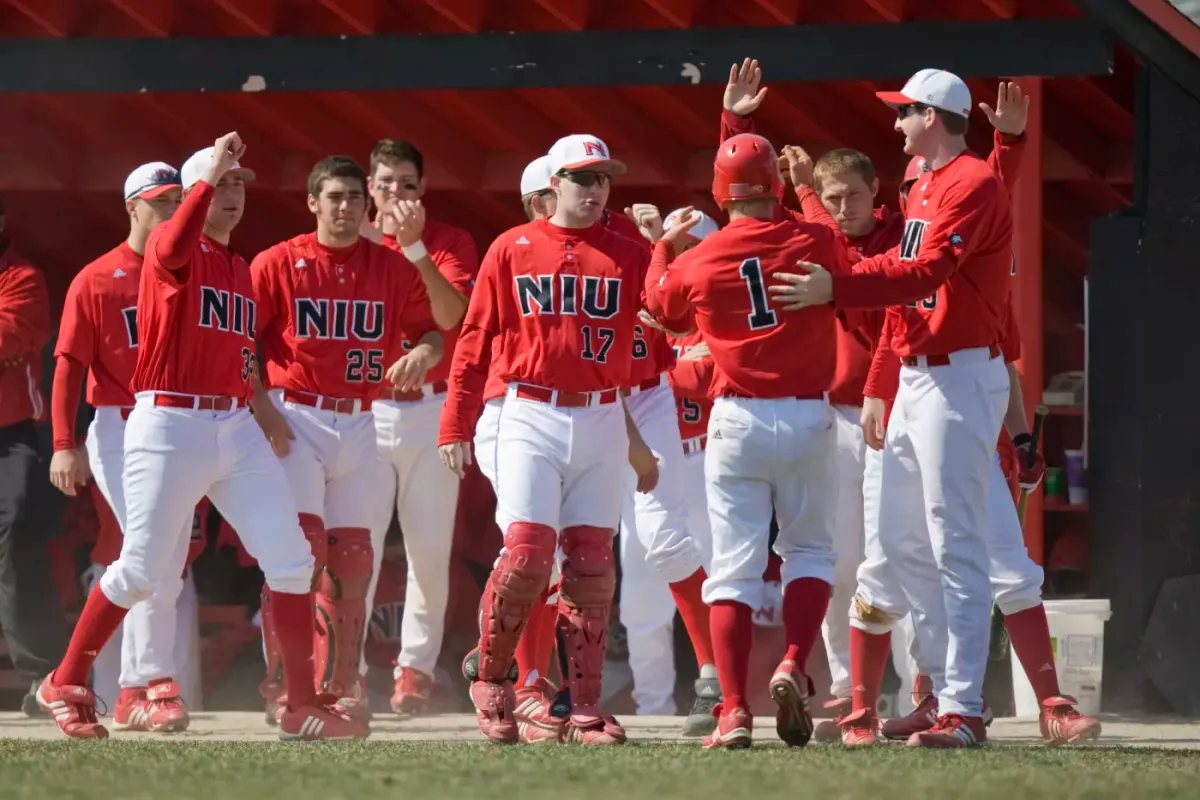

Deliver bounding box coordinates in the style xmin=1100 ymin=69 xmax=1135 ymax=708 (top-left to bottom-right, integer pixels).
xmin=368 ymin=391 xmax=461 ymax=676
xmin=702 ymin=395 xmax=837 ymax=609
xmin=85 ymin=406 xmax=201 ymax=693
xmin=622 ymin=378 xmax=703 ymax=583
xmin=100 ymin=393 xmax=315 ymax=611
xmin=824 ymin=404 xmax=866 ymax=701
xmin=879 ymin=348 xmax=1009 ymax=717
xmin=617 ymin=520 xmax=676 ymax=715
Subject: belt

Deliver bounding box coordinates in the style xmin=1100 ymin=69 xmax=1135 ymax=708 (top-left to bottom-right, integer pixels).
xmin=283 ymin=389 xmax=370 ymax=414
xmin=900 ymin=343 xmax=1002 ymax=368
xmin=515 ymin=384 xmax=620 ymax=408
xmin=622 ymin=375 xmax=666 ymax=397
xmin=153 ymin=393 xmax=239 ymax=411
xmin=719 ymin=390 xmax=826 ymax=401
xmin=681 ymin=434 xmax=707 ymax=455
xmin=383 ymin=380 xmax=448 ymax=403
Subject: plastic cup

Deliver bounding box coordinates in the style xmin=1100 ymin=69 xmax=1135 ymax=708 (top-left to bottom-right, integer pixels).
xmin=1045 ymin=467 xmax=1066 ymax=498
xmin=1064 ymin=449 xmax=1087 ymax=505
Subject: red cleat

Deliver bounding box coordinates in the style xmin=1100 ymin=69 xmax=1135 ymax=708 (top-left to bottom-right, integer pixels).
xmin=813 ymin=697 xmax=852 ymax=744
xmin=562 ymin=709 xmax=626 ymax=746
xmin=702 ymin=704 xmax=753 ymax=750
xmin=907 ymin=713 xmax=987 ymax=749
xmin=840 ymin=708 xmax=883 ymax=747
xmin=113 ymin=681 xmax=190 ymax=732
xmin=278 ymin=695 xmax=369 ymax=740
xmin=390 ymin=667 xmax=433 ymax=716
xmin=514 ymin=677 xmax=565 ymax=743
xmin=469 ymin=680 xmax=519 ymax=744
xmin=768 ymin=658 xmax=815 ymax=747
xmin=882 ymin=675 xmax=938 ymax=740
xmin=1039 ymin=696 xmax=1101 ymax=746
xmin=37 ymin=675 xmax=108 ymax=740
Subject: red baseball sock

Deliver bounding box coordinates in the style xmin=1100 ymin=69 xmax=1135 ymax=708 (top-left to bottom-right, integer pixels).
xmin=1004 ymin=604 xmax=1061 ymax=702
xmin=56 ymin=583 xmax=129 ymax=686
xmin=710 ymin=600 xmax=753 ymax=711
xmin=515 ymin=591 xmax=556 ymax=684
xmin=270 ymin=590 xmax=318 ymax=709
xmin=849 ymin=626 xmax=891 ymax=715
xmin=782 ymin=577 xmax=831 ymax=665
xmin=669 ymin=568 xmax=714 ymax=666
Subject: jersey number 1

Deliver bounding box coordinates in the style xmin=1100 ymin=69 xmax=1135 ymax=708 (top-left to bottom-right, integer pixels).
xmin=740 ymin=258 xmax=778 ymax=330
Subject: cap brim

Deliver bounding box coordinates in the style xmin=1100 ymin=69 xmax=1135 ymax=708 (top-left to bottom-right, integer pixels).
xmin=136 ymin=183 xmax=182 ymax=200
xmin=224 ymin=166 xmax=256 ymax=182
xmin=559 ymin=157 xmax=627 ymax=176
xmin=875 ymin=90 xmax=916 ymax=107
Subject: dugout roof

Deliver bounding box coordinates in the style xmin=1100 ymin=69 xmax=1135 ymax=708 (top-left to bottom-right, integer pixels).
xmin=0 ymin=0 xmax=1134 ymax=316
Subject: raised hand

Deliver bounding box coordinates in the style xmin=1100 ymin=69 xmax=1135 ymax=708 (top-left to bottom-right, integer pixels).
xmin=724 ymin=58 xmax=768 ymax=117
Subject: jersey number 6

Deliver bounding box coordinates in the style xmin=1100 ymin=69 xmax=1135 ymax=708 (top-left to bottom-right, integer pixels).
xmin=740 ymin=258 xmax=778 ymax=330
xmin=346 ymin=349 xmax=385 ymax=382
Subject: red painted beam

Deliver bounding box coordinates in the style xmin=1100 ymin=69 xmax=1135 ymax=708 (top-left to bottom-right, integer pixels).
xmin=419 ymin=90 xmax=562 ymax=152
xmin=107 ymin=0 xmax=174 ymax=36
xmin=860 ymin=0 xmax=905 ymax=22
xmin=5 ymin=0 xmax=74 ymax=36
xmin=418 ymin=0 xmax=486 ymax=32
xmin=639 ymin=0 xmax=695 ymax=27
xmin=211 ymin=0 xmax=278 ymax=35
xmin=751 ymin=0 xmax=803 ymax=24
xmin=979 ymin=0 xmax=1016 ymax=18
xmin=618 ymin=86 xmax=720 ymax=146
xmin=532 ymin=0 xmax=590 ymax=30
xmin=315 ymin=0 xmax=380 ymax=34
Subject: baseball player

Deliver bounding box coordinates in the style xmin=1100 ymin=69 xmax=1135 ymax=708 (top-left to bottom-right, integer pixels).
xmin=644 ymin=134 xmax=855 ymax=750
xmin=356 ymin=139 xmax=479 ymax=716
xmin=251 ymin=154 xmax=441 ymax=724
xmin=49 ymin=162 xmax=207 ymax=732
xmin=775 ymin=70 xmax=1018 ymax=748
xmin=439 ymin=134 xmax=658 ymax=746
xmin=620 ymin=207 xmax=721 ymax=727
xmin=37 ymin=134 xmax=363 ymax=741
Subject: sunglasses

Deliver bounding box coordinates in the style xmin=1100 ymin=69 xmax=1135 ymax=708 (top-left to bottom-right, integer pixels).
xmin=559 ymin=170 xmax=612 ymax=188
xmin=895 ymin=103 xmax=930 ymax=120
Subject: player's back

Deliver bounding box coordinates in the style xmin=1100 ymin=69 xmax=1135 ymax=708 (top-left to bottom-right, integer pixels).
xmin=682 ymin=216 xmax=846 ymax=399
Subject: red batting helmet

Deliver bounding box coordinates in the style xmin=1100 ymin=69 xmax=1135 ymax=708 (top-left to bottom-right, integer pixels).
xmin=713 ymin=134 xmax=783 ymax=208
xmin=899 ymin=155 xmax=929 ymax=214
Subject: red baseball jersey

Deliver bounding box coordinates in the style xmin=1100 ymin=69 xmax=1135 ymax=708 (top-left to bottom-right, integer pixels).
xmin=831 ymin=152 xmax=1013 ymax=358
xmin=130 ymin=182 xmax=257 ymax=400
xmin=645 ymin=216 xmax=853 ymax=399
xmin=667 ymin=329 xmax=714 ymax=441
xmin=0 ymin=247 xmax=49 ymax=428
xmin=55 ymin=243 xmax=143 ymax=408
xmin=438 ymin=218 xmax=648 ymax=445
xmin=251 ymin=233 xmax=436 ymax=400
xmin=381 ymin=220 xmax=479 ymax=386
xmin=601 ymin=209 xmax=676 ymax=385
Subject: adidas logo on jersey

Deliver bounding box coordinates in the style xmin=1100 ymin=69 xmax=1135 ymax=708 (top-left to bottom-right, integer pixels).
xmin=112 ymin=268 xmax=126 ymax=278
xmin=515 ymin=236 xmax=530 ymax=245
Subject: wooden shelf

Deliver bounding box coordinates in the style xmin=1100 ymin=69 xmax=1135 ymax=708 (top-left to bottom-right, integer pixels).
xmin=1044 ymin=501 xmax=1089 ymax=513
xmin=1045 ymin=405 xmax=1083 ymax=417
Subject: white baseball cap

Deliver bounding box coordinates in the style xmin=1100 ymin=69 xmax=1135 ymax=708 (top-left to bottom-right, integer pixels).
xmin=123 ymin=162 xmax=181 ymax=201
xmin=876 ymin=69 xmax=972 ymax=118
xmin=664 ymin=208 xmax=720 ymax=241
xmin=545 ymin=134 xmax=627 ymax=176
xmin=520 ymin=155 xmax=554 ymax=197
xmin=179 ymin=146 xmax=257 ymax=190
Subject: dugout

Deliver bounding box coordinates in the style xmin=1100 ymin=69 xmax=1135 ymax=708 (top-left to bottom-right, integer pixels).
xmin=0 ymin=0 xmax=1189 ymax=714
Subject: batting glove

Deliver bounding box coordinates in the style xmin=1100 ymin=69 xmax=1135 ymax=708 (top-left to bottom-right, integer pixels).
xmin=1012 ymin=433 xmax=1045 ymax=491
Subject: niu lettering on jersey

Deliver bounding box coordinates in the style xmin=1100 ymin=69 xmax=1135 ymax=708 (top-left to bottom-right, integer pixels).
xmin=130 ymin=181 xmax=258 ymax=399
xmin=55 ymin=243 xmax=144 ymax=407
xmin=645 ymin=216 xmax=852 ymax=400
xmin=251 ymin=233 xmax=436 ymax=400
xmin=830 ymin=152 xmax=1013 ymax=358
xmin=438 ymin=218 xmax=648 ymax=445
xmin=381 ymin=220 xmax=480 ymax=386
xmin=601 ymin=208 xmax=676 ymax=385
xmin=666 ymin=329 xmax=713 ymax=440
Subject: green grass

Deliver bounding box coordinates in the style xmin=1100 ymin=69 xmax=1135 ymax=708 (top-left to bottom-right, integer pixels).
xmin=1 ymin=740 xmax=1198 ymax=800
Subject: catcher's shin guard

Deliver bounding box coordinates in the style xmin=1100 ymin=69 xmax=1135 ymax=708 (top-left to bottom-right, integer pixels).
xmin=558 ymin=526 xmax=617 ymax=711
xmin=475 ymin=521 xmax=557 ymax=682
xmin=314 ymin=527 xmax=373 ymax=696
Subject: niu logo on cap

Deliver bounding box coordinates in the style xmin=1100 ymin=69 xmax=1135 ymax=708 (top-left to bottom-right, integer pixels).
xmin=582 ymin=140 xmax=607 ymax=157
xmin=151 ymin=168 xmax=175 ymax=182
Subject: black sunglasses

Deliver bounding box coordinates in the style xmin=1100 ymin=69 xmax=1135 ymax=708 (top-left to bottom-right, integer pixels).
xmin=896 ymin=103 xmax=931 ymax=120
xmin=559 ymin=170 xmax=612 ymax=188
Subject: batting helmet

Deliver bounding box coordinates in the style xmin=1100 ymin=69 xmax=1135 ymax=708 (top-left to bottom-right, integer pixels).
xmin=899 ymin=155 xmax=929 ymax=214
xmin=712 ymin=133 xmax=783 ymax=208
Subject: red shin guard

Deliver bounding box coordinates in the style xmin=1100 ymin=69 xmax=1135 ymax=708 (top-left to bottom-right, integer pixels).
xmin=314 ymin=527 xmax=373 ymax=696
xmin=558 ymin=526 xmax=616 ymax=710
xmin=477 ymin=522 xmax=557 ymax=681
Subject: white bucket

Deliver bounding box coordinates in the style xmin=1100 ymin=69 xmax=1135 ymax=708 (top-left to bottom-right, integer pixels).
xmin=1011 ymin=599 xmax=1111 ymax=719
